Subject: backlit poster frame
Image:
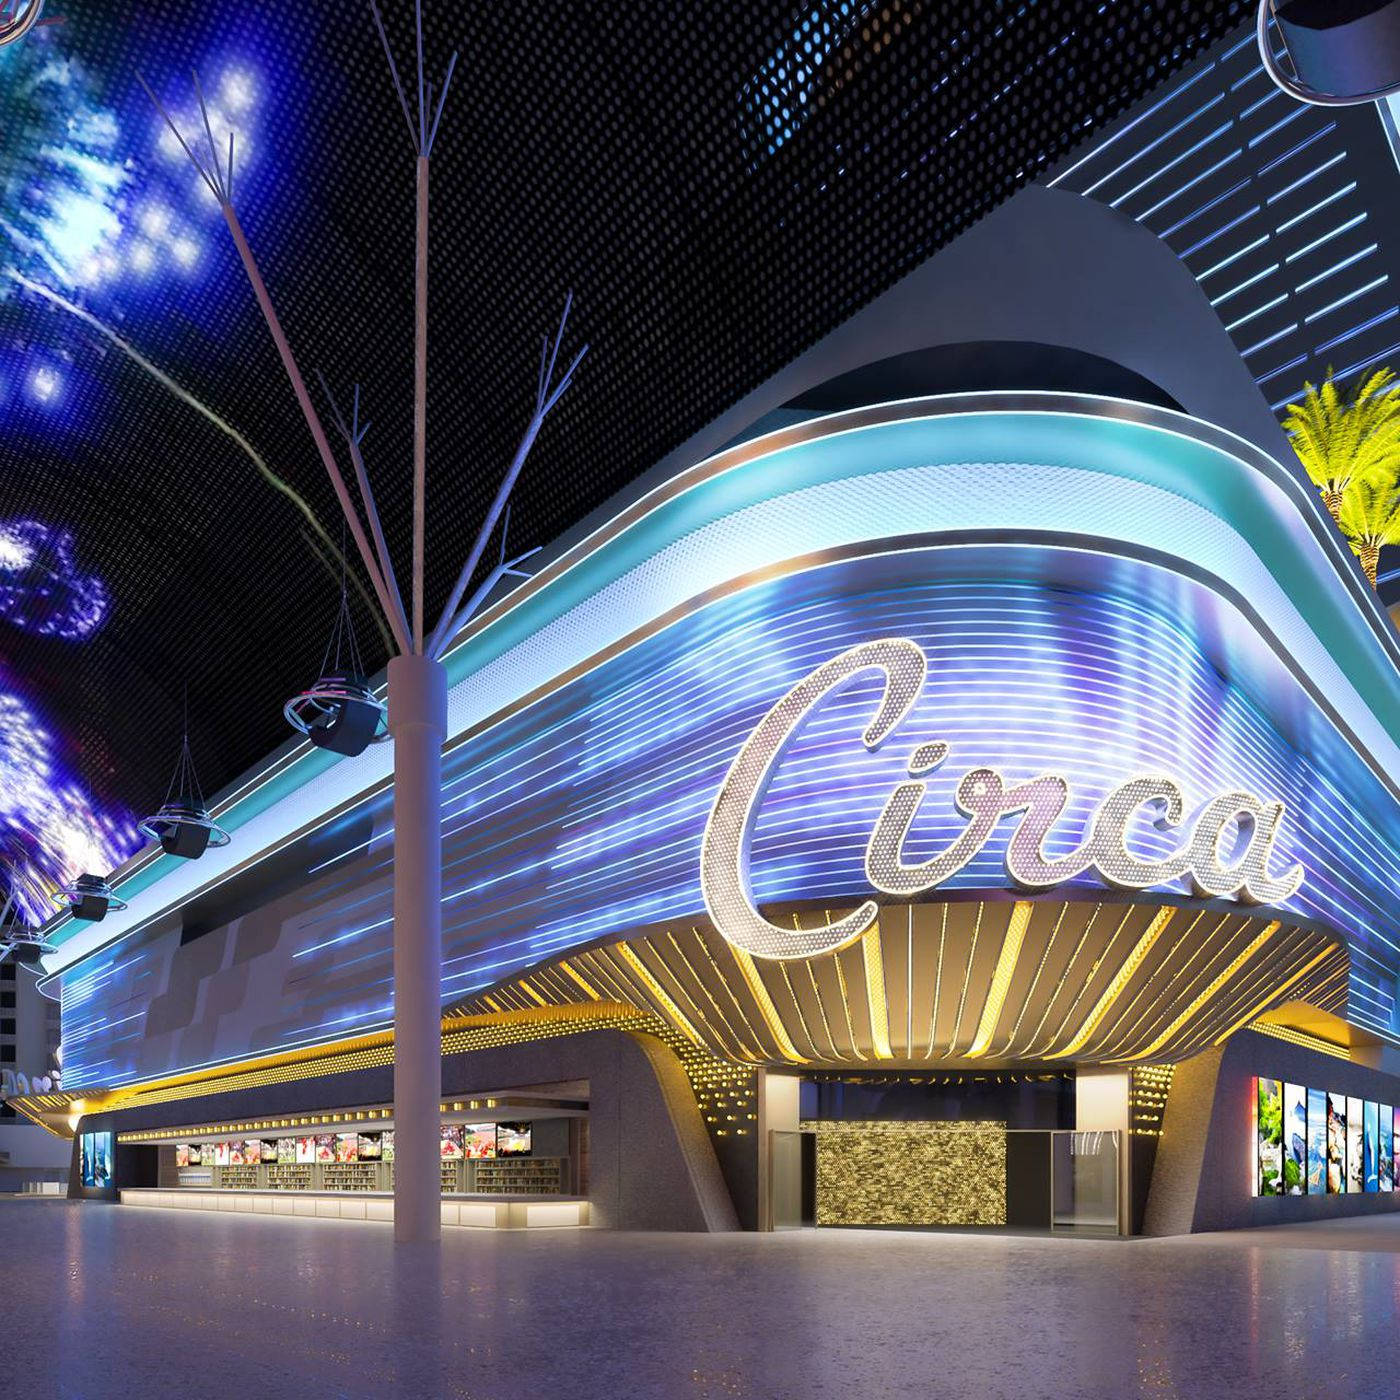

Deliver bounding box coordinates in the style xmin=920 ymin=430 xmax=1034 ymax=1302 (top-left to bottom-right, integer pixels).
xmin=1365 ymin=1101 xmax=1380 ymax=1192
xmin=1283 ymin=1083 xmax=1306 ymax=1195
xmin=1381 ymin=1105 xmax=1394 ymax=1192
xmin=1306 ymin=1087 xmax=1327 ymax=1195
xmin=1347 ymin=1097 xmax=1364 ymax=1193
xmin=1327 ymin=1093 xmax=1345 ymax=1194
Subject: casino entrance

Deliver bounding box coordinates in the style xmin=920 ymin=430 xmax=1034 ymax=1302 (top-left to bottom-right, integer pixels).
xmin=765 ymin=1071 xmax=1129 ymax=1234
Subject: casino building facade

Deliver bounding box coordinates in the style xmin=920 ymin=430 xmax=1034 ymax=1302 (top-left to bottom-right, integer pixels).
xmin=17 ymin=186 xmax=1400 ymax=1236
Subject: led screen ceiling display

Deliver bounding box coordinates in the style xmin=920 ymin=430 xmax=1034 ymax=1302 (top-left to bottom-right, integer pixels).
xmin=0 ymin=0 xmax=1251 ymax=926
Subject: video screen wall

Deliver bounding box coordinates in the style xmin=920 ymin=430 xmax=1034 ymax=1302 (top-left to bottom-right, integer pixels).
xmin=79 ymin=1131 xmax=114 ymax=1189
xmin=176 ymin=1132 xmax=396 ymax=1168
xmin=172 ymin=1123 xmax=540 ymax=1170
xmin=1255 ymin=1077 xmax=1400 ymax=1197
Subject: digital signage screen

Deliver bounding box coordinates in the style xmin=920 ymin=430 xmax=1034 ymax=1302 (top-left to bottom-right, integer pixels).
xmin=1364 ymin=1102 xmax=1379 ymax=1192
xmin=440 ymin=1125 xmax=464 ymax=1161
xmin=213 ymin=1140 xmax=233 ymax=1167
xmin=382 ymin=1130 xmax=394 ymax=1163
xmin=186 ymin=1143 xmax=203 ymax=1167
xmin=175 ymin=1144 xmax=190 ymax=1169
xmin=358 ymin=1133 xmax=382 ymax=1161
xmin=1347 ymin=1097 xmax=1364 ymax=1193
xmin=1283 ymin=1083 xmax=1306 ymax=1196
xmin=80 ymin=1131 xmax=113 ymax=1189
xmin=260 ymin=1140 xmax=278 ymax=1164
xmin=496 ymin=1122 xmax=533 ymax=1157
xmin=463 ymin=1124 xmax=496 ymax=1159
xmin=335 ymin=1133 xmax=359 ymax=1163
xmin=315 ymin=1134 xmax=336 ymax=1163
xmin=1381 ymin=1106 xmax=1394 ymax=1193
xmin=1306 ymin=1088 xmax=1327 ymax=1195
xmin=1327 ymin=1093 xmax=1346 ymax=1194
xmin=296 ymin=1136 xmax=316 ymax=1165
xmin=277 ymin=1138 xmax=297 ymax=1164
xmin=1255 ymin=1079 xmax=1282 ymax=1196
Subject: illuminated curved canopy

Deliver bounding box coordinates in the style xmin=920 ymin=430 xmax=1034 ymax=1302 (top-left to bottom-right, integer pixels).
xmin=47 ymin=395 xmax=1400 ymax=1087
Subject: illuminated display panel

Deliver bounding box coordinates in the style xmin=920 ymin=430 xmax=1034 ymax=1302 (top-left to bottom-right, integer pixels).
xmin=1347 ymin=1097 xmax=1364 ymax=1193
xmin=1257 ymin=1079 xmax=1283 ymax=1197
xmin=1365 ymin=1102 xmax=1380 ymax=1193
xmin=1283 ymin=1083 xmax=1306 ymax=1197
xmin=0 ymin=0 xmax=1259 ymax=940
xmin=1328 ymin=1094 xmax=1346 ymax=1195
xmin=1306 ymin=1088 xmax=1327 ymax=1195
xmin=60 ymin=537 xmax=1400 ymax=1087
xmin=1381 ymin=1106 xmax=1394 ymax=1192
xmin=1265 ymin=1079 xmax=1400 ymax=1203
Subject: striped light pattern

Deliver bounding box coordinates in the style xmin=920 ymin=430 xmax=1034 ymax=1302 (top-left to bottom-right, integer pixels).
xmin=447 ymin=901 xmax=1349 ymax=1067
xmin=61 ymin=542 xmax=1400 ymax=1086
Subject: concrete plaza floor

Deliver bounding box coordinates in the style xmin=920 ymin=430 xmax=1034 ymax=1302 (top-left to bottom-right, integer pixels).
xmin=6 ymin=1200 xmax=1400 ymax=1398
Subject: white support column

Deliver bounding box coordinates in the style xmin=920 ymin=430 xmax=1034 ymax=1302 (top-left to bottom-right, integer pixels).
xmin=1076 ymin=1067 xmax=1133 ymax=1235
xmin=388 ymin=652 xmax=447 ymax=1243
xmin=758 ymin=1071 xmax=801 ymax=1231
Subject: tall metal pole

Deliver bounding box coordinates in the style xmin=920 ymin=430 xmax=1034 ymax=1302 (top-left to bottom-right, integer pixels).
xmin=388 ymin=652 xmax=445 ymax=1242
xmin=412 ymin=154 xmax=429 ymax=653
xmin=141 ymin=24 xmax=581 ymax=1247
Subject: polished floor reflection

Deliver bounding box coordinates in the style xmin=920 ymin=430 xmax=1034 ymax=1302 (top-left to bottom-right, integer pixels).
xmin=8 ymin=1201 xmax=1400 ymax=1398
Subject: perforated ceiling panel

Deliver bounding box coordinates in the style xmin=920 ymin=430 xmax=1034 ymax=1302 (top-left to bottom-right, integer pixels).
xmin=0 ymin=1 xmax=1251 ymax=909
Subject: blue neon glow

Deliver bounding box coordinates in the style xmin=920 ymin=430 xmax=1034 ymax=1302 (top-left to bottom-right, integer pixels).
xmin=47 ymin=399 xmax=1400 ymax=1083
xmin=0 ymin=519 xmax=107 ymax=639
xmin=61 ymin=552 xmax=1400 ymax=1085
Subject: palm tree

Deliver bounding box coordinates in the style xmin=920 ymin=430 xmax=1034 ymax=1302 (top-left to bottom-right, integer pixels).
xmin=1283 ymin=367 xmax=1400 ymax=525
xmin=1338 ymin=473 xmax=1400 ymax=586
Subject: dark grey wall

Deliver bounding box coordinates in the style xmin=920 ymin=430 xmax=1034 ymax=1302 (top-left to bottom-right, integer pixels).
xmin=1145 ymin=1029 xmax=1400 ymax=1235
xmin=542 ymin=183 xmax=1299 ymax=576
xmin=75 ymin=1029 xmax=739 ymax=1232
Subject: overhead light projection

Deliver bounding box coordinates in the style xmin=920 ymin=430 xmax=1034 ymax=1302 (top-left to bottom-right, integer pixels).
xmin=27 ymin=365 xmax=59 ymax=401
xmin=0 ymin=519 xmax=108 ymax=639
xmin=0 ymin=684 xmax=135 ymax=925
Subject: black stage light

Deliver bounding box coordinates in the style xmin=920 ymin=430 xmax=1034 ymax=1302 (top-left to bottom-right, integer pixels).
xmin=139 ymin=715 xmax=229 ymax=862
xmin=285 ymin=574 xmax=387 ymax=758
xmin=61 ymin=873 xmax=128 ymax=923
xmin=287 ymin=673 xmax=387 ymax=757
xmin=1260 ymin=0 xmax=1400 ymax=104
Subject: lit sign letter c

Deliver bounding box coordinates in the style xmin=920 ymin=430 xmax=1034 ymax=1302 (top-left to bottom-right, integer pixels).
xmin=700 ymin=638 xmax=926 ymax=959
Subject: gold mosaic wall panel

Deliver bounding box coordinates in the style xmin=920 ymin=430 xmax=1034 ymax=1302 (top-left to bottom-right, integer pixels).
xmin=812 ymin=1121 xmax=1006 ymax=1226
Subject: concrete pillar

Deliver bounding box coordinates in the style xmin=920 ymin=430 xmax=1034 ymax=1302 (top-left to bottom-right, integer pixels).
xmin=388 ymin=653 xmax=447 ymax=1243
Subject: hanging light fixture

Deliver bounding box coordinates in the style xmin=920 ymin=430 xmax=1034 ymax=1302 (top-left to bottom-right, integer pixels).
xmin=0 ymin=873 xmax=56 ymax=963
xmin=57 ymin=872 xmax=127 ymax=923
xmin=1259 ymin=0 xmax=1400 ymax=105
xmin=283 ymin=538 xmax=388 ymax=758
xmin=138 ymin=699 xmax=230 ymax=860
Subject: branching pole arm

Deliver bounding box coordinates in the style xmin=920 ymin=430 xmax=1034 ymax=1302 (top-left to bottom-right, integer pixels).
xmin=370 ymin=0 xmax=458 ymax=654
xmin=138 ymin=72 xmax=412 ymax=658
xmin=425 ymin=296 xmax=586 ymax=660
xmin=316 ymin=374 xmax=414 ymax=652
